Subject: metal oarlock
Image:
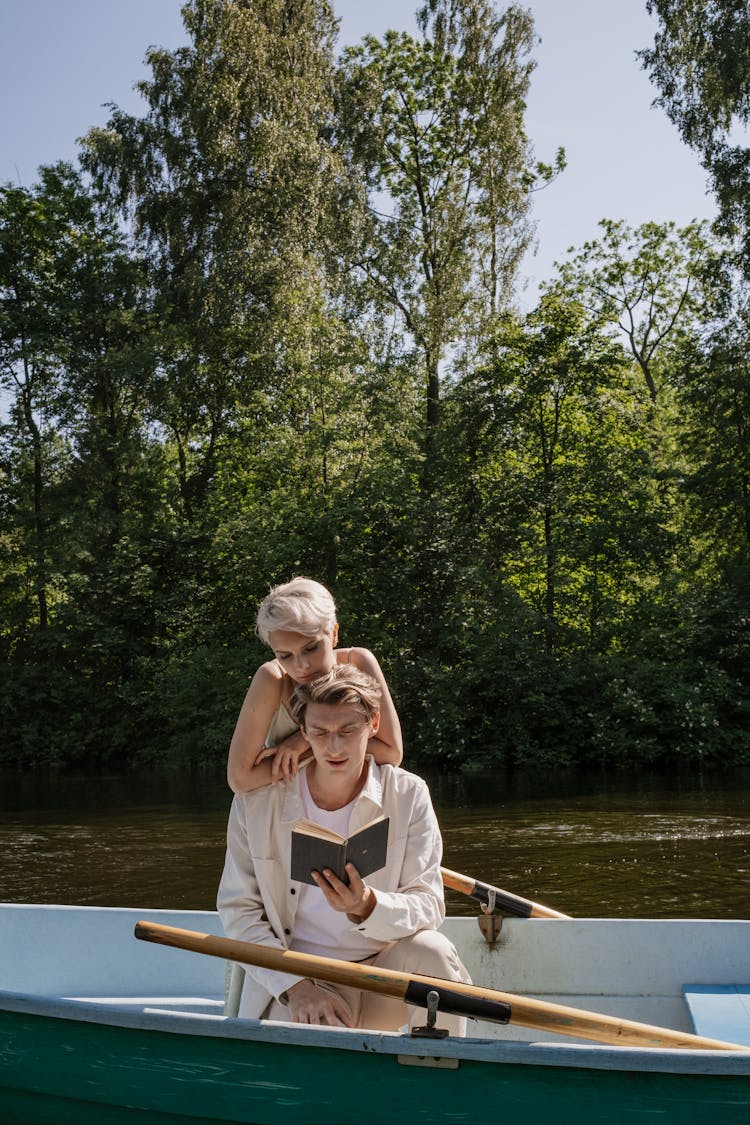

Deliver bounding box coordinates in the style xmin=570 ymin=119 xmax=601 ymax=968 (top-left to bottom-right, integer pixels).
xmin=411 ymin=989 xmax=449 ymax=1038
xmin=477 ymin=886 xmax=503 ymax=947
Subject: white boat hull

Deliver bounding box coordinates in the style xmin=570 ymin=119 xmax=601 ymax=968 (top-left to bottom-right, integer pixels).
xmin=1 ymin=904 xmax=748 ymax=1123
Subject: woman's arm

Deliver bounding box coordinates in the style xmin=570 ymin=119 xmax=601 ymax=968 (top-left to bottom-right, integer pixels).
xmin=227 ymin=662 xmax=290 ymax=794
xmin=348 ymin=648 xmax=403 ymax=766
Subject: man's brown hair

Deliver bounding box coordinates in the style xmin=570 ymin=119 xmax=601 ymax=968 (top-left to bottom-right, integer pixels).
xmin=289 ymin=665 xmax=382 ymax=729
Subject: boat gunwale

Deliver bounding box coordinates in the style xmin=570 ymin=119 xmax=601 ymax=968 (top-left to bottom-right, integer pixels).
xmin=2 ymin=988 xmax=749 ymax=1078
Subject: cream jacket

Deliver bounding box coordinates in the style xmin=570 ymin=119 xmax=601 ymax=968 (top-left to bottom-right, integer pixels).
xmin=217 ymin=758 xmax=445 ymax=1018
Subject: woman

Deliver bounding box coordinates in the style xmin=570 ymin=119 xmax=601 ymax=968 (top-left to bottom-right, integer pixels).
xmin=227 ymin=577 xmax=402 ymax=793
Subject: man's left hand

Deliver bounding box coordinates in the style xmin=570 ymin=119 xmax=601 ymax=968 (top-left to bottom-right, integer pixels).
xmin=312 ymin=864 xmax=376 ymax=922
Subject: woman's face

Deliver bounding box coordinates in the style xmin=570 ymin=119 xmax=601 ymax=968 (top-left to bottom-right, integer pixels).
xmin=268 ymin=626 xmax=338 ymax=684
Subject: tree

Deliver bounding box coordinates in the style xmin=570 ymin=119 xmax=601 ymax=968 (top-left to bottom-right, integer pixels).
xmin=548 ymin=219 xmax=717 ymax=403
xmin=337 ymin=0 xmax=557 ymax=472
xmin=83 ymin=0 xmax=347 ymax=524
xmin=0 ymin=165 xmax=176 ymax=766
xmin=640 ymin=1 xmax=750 ymax=268
xmin=0 ymin=166 xmax=96 ymax=635
xmin=679 ymin=310 xmax=750 ymax=562
xmin=200 ymin=299 xmax=423 ymax=630
xmin=447 ymin=297 xmax=650 ymax=651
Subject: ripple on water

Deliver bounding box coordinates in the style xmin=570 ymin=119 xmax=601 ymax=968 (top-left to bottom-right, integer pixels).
xmin=1 ymin=768 xmax=749 ymax=917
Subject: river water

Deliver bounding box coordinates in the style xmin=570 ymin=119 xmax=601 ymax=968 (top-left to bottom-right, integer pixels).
xmin=1 ymin=766 xmax=749 ymax=919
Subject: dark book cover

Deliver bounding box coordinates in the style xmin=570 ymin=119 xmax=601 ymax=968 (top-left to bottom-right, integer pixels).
xmin=290 ymin=816 xmax=390 ymax=886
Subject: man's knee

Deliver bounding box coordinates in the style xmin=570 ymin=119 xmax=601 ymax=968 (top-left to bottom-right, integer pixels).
xmin=390 ymin=929 xmax=471 ymax=983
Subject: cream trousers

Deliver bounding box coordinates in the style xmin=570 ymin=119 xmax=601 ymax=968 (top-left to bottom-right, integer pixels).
xmin=263 ymin=929 xmax=471 ymax=1037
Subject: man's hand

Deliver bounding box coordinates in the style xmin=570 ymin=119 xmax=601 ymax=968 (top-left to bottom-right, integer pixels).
xmin=285 ymin=979 xmax=354 ymax=1026
xmin=254 ymin=731 xmax=312 ymax=782
xmin=312 ymin=863 xmax=377 ymax=922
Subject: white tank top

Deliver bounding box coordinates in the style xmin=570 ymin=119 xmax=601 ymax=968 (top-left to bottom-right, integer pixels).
xmin=290 ymin=770 xmax=385 ymax=961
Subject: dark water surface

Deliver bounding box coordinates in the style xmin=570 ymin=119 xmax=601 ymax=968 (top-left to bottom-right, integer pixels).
xmin=1 ymin=767 xmax=749 ymax=919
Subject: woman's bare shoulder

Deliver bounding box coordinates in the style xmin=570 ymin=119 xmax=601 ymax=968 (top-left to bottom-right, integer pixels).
xmin=343 ymin=646 xmax=383 ymax=674
xmin=248 ymin=658 xmax=283 ymax=692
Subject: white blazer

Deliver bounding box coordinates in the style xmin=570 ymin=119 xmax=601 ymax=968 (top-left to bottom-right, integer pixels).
xmin=217 ymin=758 xmax=445 ymax=1018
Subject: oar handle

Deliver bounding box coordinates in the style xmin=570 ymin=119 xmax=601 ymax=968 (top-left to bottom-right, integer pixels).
xmin=440 ymin=867 xmax=570 ymax=919
xmin=134 ymin=921 xmax=747 ymax=1051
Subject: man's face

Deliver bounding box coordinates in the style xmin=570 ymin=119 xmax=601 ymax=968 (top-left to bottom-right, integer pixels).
xmin=302 ymin=701 xmax=377 ymax=791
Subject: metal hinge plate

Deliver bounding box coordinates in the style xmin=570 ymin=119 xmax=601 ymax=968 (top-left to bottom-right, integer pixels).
xmin=397 ymin=1054 xmax=460 ymax=1069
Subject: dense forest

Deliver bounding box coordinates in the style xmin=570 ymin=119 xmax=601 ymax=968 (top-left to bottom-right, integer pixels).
xmin=2 ymin=0 xmax=749 ymax=772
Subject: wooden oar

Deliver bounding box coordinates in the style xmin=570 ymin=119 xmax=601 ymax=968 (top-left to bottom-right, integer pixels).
xmin=441 ymin=867 xmax=570 ymax=919
xmin=134 ymin=920 xmax=746 ymax=1051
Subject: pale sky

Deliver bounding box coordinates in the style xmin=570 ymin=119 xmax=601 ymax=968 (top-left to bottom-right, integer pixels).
xmin=1 ymin=0 xmax=716 ymax=302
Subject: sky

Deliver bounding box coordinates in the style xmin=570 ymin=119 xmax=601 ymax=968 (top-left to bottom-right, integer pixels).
xmin=0 ymin=0 xmax=717 ymax=304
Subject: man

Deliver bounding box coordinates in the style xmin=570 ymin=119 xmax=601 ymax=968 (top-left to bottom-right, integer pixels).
xmin=218 ymin=665 xmax=470 ymax=1034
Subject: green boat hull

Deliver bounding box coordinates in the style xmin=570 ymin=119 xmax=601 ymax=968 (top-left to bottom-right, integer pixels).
xmin=2 ymin=1005 xmax=749 ymax=1125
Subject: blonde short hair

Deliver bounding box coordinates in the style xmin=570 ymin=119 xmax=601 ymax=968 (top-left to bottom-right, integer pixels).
xmin=255 ymin=577 xmax=337 ymax=645
xmin=289 ymin=666 xmax=382 ymax=729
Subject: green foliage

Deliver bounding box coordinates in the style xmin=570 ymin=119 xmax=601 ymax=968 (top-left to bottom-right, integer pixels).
xmin=336 ymin=0 xmax=543 ymax=468
xmin=677 ymin=312 xmax=750 ymax=561
xmin=82 ymin=0 xmax=348 ymax=526
xmin=548 ymin=219 xmax=720 ymax=403
xmin=1 ymin=1 xmax=749 ymax=774
xmin=145 ymin=645 xmax=262 ymax=769
xmin=640 ymin=1 xmax=750 ymax=270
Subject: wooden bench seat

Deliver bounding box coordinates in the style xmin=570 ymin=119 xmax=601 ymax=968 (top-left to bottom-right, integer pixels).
xmin=682 ymin=985 xmax=750 ymax=1047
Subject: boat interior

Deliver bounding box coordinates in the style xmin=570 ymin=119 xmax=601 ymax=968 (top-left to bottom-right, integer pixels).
xmin=2 ymin=904 xmax=749 ymax=1048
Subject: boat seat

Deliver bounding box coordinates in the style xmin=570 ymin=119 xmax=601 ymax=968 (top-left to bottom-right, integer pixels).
xmin=682 ymin=985 xmax=750 ymax=1047
xmin=63 ymin=995 xmax=225 ymax=1017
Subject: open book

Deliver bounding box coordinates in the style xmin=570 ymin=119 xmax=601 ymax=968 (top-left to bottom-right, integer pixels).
xmin=290 ymin=815 xmax=390 ymax=886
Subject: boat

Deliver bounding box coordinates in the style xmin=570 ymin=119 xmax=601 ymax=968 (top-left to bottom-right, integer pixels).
xmin=1 ymin=901 xmax=749 ymax=1123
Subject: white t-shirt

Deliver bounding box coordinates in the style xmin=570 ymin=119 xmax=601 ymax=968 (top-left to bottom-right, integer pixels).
xmin=290 ymin=770 xmax=386 ymax=961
